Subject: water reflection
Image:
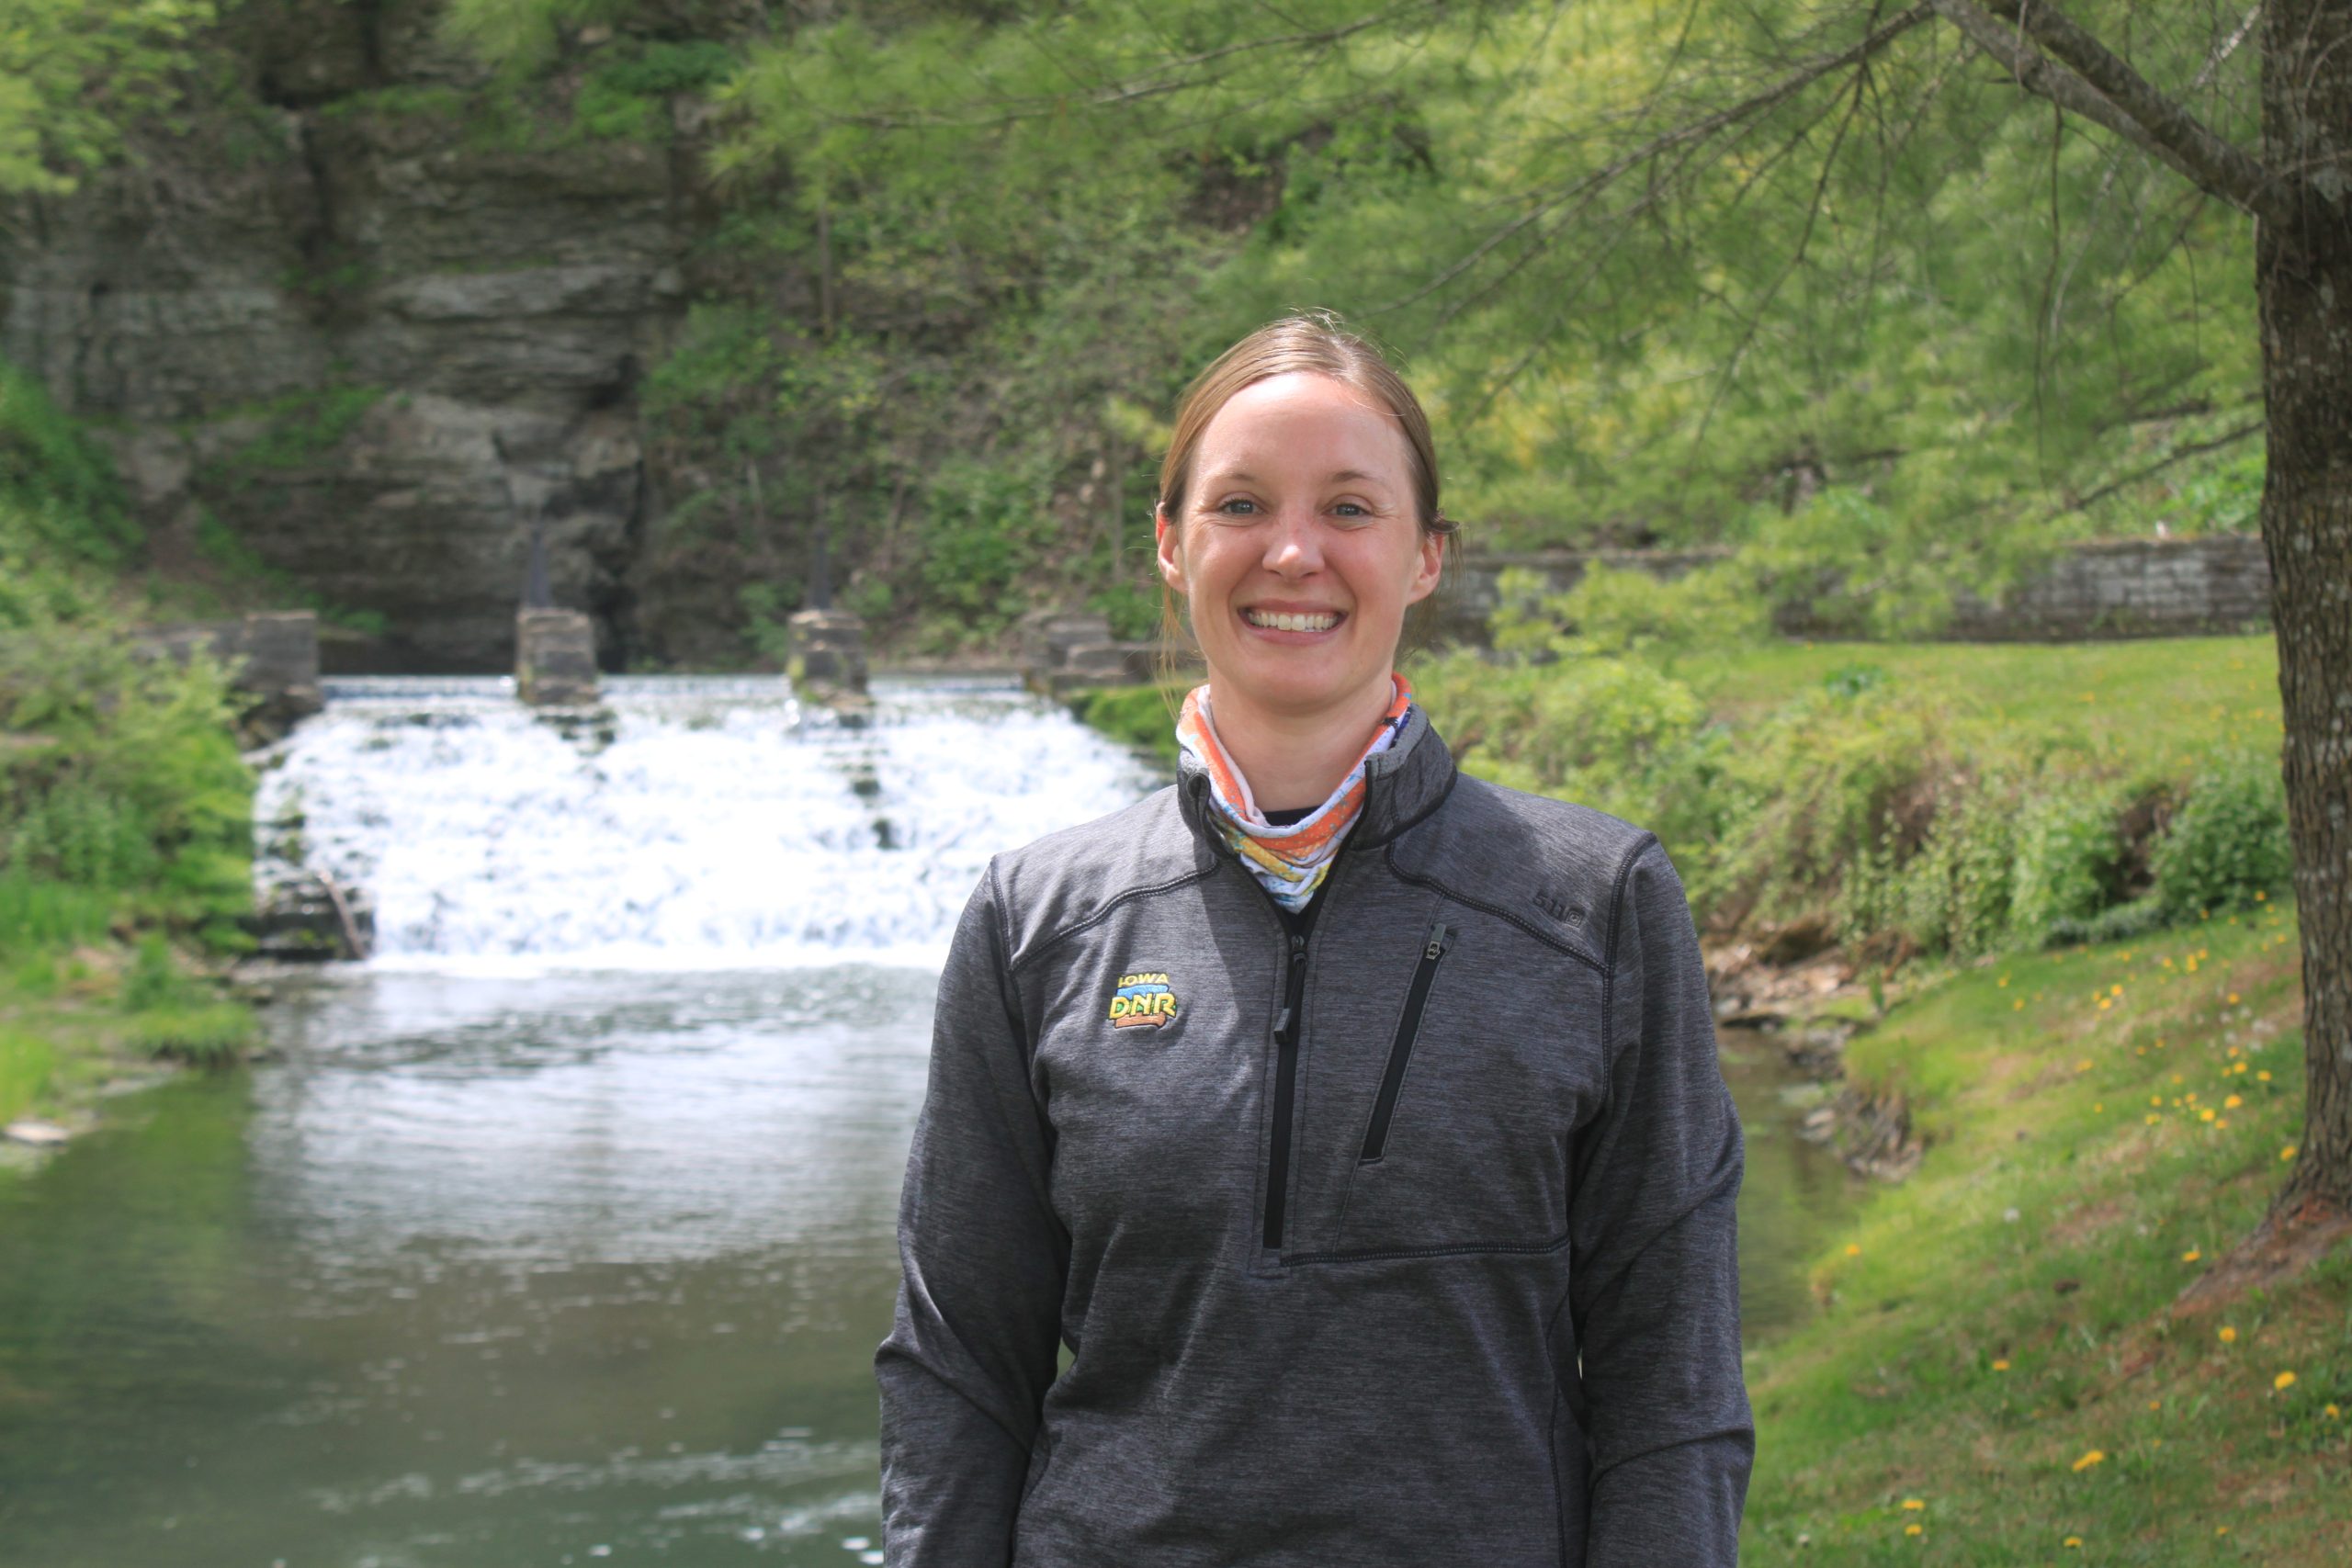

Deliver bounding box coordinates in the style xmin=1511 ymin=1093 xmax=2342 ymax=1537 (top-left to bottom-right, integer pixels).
xmin=0 ymin=966 xmax=931 ymax=1568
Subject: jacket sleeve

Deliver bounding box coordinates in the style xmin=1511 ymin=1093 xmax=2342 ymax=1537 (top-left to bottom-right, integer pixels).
xmin=876 ymin=858 xmax=1069 ymax=1566
xmin=1566 ymin=835 xmax=1755 ymax=1564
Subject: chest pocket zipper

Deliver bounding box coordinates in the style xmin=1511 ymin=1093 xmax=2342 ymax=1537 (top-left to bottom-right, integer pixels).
xmin=1359 ymin=920 xmax=1452 ymax=1163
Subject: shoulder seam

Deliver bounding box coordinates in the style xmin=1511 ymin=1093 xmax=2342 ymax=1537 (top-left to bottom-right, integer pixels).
xmin=1010 ymin=867 xmax=1218 ymax=976
xmin=1599 ymin=831 xmax=1662 ymax=1111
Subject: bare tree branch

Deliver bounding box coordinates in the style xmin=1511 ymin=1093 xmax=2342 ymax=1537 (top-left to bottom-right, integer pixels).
xmin=2072 ymin=417 xmax=2263 ymax=511
xmin=1931 ymin=0 xmax=2290 ymax=224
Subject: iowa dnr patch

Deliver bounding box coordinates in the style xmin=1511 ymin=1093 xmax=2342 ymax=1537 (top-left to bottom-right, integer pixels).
xmin=1109 ymin=971 xmax=1179 ymax=1030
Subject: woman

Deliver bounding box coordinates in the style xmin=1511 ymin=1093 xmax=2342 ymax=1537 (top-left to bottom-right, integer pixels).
xmin=876 ymin=315 xmax=1753 ymax=1564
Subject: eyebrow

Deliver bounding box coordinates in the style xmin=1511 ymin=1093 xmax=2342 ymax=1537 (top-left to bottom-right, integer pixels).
xmin=1207 ymin=468 xmax=1393 ymax=487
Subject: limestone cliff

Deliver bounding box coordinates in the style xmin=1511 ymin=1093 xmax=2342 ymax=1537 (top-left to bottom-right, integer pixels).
xmin=0 ymin=0 xmax=711 ymax=671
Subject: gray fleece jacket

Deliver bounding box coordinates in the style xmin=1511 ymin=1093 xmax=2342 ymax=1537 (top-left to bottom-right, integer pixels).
xmin=876 ymin=706 xmax=1753 ymax=1565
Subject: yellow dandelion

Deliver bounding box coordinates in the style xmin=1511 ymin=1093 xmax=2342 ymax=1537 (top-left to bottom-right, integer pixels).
xmin=2064 ymin=1536 xmax=2083 ymax=1549
xmin=2181 ymin=1248 xmax=2201 ymax=1262
xmin=2147 ymin=1399 xmax=2161 ymax=1411
xmin=1905 ymin=1523 xmax=1923 ymax=1536
xmin=2145 ymin=1113 xmax=2162 ymax=1124
xmin=2098 ymin=997 xmax=2111 ymax=1010
xmin=2150 ymin=1095 xmax=2164 ymax=1106
xmin=1997 ymin=975 xmax=2009 ymax=987
xmin=2325 ymin=1404 xmax=2340 ymax=1419
xmin=2199 ymin=1108 xmax=2217 ymax=1122
xmin=2220 ymin=1325 xmax=2237 ymax=1343
xmin=2218 ymin=1119 xmax=2229 ymax=1128
xmin=2110 ymin=983 xmax=2122 ymax=996
xmin=2071 ymin=1449 xmax=2106 ymax=1472
xmin=2275 ymin=1371 xmax=2296 ymax=1391
xmin=1901 ymin=1499 xmax=1925 ymax=1510
xmin=2094 ymin=1102 xmax=2104 ymax=1112
xmin=2224 ymin=1095 xmax=2243 ymax=1109
xmin=2076 ymin=1059 xmax=2094 ymax=1073
xmin=2227 ymin=992 xmax=2240 ymax=1004
xmin=2257 ymin=1069 xmax=2271 ymax=1081
xmin=2254 ymin=890 xmax=2266 ymax=901
xmin=2281 ymin=1145 xmax=2298 ymax=1161
xmin=1845 ymin=1243 xmax=1860 ymax=1256
xmin=2014 ymin=998 xmax=2025 ymax=1010
xmin=2216 ymin=1524 xmax=2231 ymax=1535
xmin=1992 ymin=1359 xmax=2011 ymax=1371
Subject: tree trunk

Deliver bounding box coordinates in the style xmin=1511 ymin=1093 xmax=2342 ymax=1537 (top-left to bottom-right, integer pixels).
xmin=2256 ymin=0 xmax=2352 ymax=1223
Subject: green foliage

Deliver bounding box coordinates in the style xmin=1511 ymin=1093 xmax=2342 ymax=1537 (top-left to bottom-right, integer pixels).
xmin=0 ymin=619 xmax=256 ymax=948
xmin=735 ymin=581 xmax=797 ymax=667
xmin=123 ymin=1000 xmax=254 ymax=1066
xmin=201 ymin=386 xmax=384 ymax=480
xmin=1408 ymin=640 xmax=2247 ymax=964
xmin=2005 ymin=783 xmax=2132 ymax=943
xmin=917 ymin=457 xmax=1059 ymax=646
xmin=0 ymin=0 xmax=214 ymax=195
xmin=1062 ymin=685 xmax=1183 ymax=767
xmin=575 ymin=39 xmax=732 ymax=140
xmin=0 ymin=870 xmax=114 ymax=953
xmin=0 ymin=1022 xmax=57 ymax=1125
xmin=1894 ymin=781 xmax=2020 ymax=962
xmin=2148 ymin=745 xmax=2292 ymax=918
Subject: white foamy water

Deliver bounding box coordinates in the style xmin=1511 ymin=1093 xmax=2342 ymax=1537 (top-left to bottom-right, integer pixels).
xmin=254 ymin=674 xmax=1161 ymax=973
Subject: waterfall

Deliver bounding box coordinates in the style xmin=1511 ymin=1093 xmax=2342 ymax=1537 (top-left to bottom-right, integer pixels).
xmin=254 ymin=675 xmax=1161 ymax=973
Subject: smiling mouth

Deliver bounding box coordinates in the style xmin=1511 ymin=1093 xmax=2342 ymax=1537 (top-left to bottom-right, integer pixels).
xmin=1241 ymin=608 xmax=1343 ymax=633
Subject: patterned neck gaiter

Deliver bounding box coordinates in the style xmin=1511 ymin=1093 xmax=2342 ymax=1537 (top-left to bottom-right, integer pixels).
xmin=1174 ymin=673 xmax=1418 ymax=913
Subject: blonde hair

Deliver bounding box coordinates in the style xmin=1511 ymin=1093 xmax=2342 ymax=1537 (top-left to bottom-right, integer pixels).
xmin=1154 ymin=311 xmax=1459 ymax=689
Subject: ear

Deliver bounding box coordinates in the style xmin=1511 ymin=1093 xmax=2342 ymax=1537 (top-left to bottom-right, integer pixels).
xmin=1404 ymin=527 xmax=1444 ymax=605
xmin=1155 ymin=504 xmax=1188 ymax=596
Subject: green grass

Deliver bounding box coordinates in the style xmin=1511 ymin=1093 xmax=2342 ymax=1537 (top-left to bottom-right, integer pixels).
xmin=0 ymin=942 xmax=254 ymax=1134
xmin=1743 ymin=893 xmax=2348 ymax=1562
xmin=1671 ymin=635 xmax=2281 ymax=782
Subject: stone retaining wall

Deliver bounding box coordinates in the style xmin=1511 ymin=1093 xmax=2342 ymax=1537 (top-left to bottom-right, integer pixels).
xmin=1433 ymin=533 xmax=2271 ymax=645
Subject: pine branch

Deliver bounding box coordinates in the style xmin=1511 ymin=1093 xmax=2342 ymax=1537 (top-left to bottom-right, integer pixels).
xmin=1929 ymin=0 xmax=2290 ymax=225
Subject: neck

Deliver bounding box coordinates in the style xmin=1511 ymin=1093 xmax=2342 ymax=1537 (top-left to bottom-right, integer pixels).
xmin=1206 ymin=671 xmax=1400 ymax=814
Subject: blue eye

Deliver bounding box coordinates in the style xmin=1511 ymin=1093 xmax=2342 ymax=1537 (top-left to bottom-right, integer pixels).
xmin=1217 ymin=499 xmax=1258 ymax=515
xmin=1335 ymin=502 xmax=1367 ymax=517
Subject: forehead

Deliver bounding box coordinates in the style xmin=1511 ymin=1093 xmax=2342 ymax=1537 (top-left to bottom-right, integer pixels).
xmin=1194 ymin=372 xmax=1413 ymax=480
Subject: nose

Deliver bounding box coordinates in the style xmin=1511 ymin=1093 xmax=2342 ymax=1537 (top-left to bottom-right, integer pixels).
xmin=1261 ymin=502 xmax=1324 ymax=577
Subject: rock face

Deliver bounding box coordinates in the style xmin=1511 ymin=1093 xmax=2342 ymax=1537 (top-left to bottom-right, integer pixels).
xmin=0 ymin=1 xmax=698 ymax=671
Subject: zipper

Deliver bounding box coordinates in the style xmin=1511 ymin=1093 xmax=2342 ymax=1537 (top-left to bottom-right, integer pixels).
xmin=1358 ymin=919 xmax=1452 ymax=1163
xmin=1261 ymin=923 xmax=1311 ymax=1249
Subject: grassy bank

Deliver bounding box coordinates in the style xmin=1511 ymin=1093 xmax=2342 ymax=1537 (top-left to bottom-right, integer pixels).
xmin=1743 ymin=895 xmax=2346 ymax=1562
xmin=3 ymin=358 xmax=261 ymax=1150
xmin=0 ymin=939 xmax=254 ymax=1149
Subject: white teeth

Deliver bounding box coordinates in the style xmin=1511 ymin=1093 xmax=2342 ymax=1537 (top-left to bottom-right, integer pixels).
xmin=1244 ymin=609 xmax=1340 ymax=632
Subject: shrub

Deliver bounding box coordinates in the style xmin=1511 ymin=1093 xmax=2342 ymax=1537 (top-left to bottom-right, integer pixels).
xmin=2006 ymin=780 xmax=2129 ymax=945
xmin=2148 ymin=745 xmax=2291 ymax=917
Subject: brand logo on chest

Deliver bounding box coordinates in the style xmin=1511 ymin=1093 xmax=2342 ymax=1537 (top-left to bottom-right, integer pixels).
xmin=1108 ymin=971 xmax=1180 ymax=1029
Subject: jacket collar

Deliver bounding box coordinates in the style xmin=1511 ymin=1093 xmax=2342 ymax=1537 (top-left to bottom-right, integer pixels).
xmin=1175 ymin=701 xmax=1458 ymax=853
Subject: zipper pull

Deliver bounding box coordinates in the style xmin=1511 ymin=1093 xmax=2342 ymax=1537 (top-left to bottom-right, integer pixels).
xmin=1424 ymin=921 xmax=1452 ymax=963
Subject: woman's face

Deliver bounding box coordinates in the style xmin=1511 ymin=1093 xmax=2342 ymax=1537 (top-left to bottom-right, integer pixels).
xmin=1157 ymin=371 xmax=1442 ymax=725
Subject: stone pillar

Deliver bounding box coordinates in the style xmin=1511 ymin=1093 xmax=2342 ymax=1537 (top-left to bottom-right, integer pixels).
xmin=516 ymin=608 xmax=599 ymax=706
xmin=788 ymin=608 xmax=869 ymax=700
xmin=239 ymin=609 xmax=323 ymax=716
